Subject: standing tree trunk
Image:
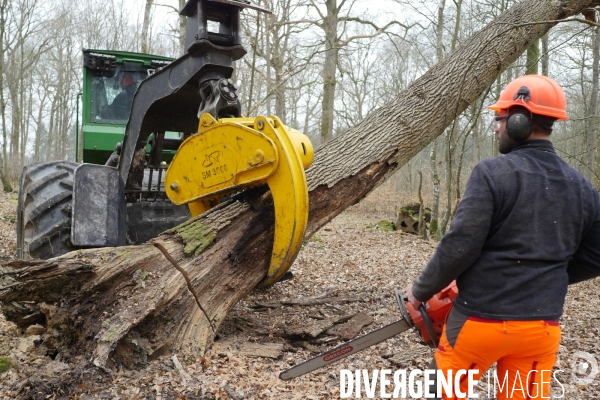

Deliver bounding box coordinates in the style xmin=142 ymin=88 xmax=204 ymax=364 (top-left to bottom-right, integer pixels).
xmin=0 ymin=0 xmax=7 ymax=174
xmin=319 ymin=0 xmax=339 ymax=144
xmin=438 ymin=129 xmax=454 ymax=237
xmin=541 ymin=32 xmax=550 ymax=76
xmin=526 ymin=39 xmax=539 ymax=74
xmin=429 ymin=138 xmax=441 ymax=236
xmin=0 ymin=166 xmax=11 ymax=192
xmin=246 ymin=11 xmax=260 ymax=114
xmin=589 ymin=24 xmax=600 ymax=185
xmin=0 ymin=0 xmax=594 ymax=371
xmin=417 ymin=170 xmax=427 ymax=240
xmin=141 ymin=0 xmax=154 ymax=54
xmin=179 ymin=0 xmax=186 ymax=56
xmin=315 ymin=0 xmax=400 ymax=143
xmin=8 ymin=78 xmax=21 ymax=168
xmin=429 ymin=0 xmax=446 ymax=237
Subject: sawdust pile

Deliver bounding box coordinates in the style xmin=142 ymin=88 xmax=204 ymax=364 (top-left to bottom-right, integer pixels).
xmin=0 ymin=192 xmax=598 ymax=399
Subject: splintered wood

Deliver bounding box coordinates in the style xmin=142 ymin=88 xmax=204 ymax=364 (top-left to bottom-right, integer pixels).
xmin=211 ymin=341 xmax=284 ymax=359
xmin=327 ymin=312 xmax=374 ymax=340
xmin=251 ymin=294 xmax=366 ymax=309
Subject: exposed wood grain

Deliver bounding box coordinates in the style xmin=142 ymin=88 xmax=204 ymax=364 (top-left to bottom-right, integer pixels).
xmin=327 ymin=312 xmax=374 ymax=340
xmin=282 ymin=314 xmax=352 ymax=338
xmin=211 ymin=340 xmax=284 ymax=359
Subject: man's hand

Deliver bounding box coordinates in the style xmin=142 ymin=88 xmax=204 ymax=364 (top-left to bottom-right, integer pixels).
xmin=405 ymin=285 xmax=422 ymax=310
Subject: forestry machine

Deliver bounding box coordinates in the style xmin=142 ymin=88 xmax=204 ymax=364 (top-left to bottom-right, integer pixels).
xmin=16 ymin=0 xmax=314 ymax=288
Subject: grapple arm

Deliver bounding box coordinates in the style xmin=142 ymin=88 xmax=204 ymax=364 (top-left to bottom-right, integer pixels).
xmin=118 ymin=0 xmax=270 ymax=193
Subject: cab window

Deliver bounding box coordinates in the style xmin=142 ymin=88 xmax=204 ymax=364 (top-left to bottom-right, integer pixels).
xmin=90 ymin=62 xmax=148 ymax=124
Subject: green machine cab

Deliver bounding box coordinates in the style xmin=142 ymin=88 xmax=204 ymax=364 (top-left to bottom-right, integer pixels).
xmin=81 ymin=49 xmax=177 ymax=164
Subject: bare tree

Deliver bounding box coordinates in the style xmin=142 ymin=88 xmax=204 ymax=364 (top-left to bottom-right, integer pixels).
xmin=541 ymin=32 xmax=550 ymax=75
xmin=0 ymin=0 xmax=11 ymax=190
xmin=141 ymin=0 xmax=155 ymax=53
xmin=588 ymin=22 xmax=600 ymax=184
xmin=288 ymin=0 xmax=411 ymax=143
xmin=526 ymin=39 xmax=540 ymax=74
xmin=429 ymin=0 xmax=446 ymax=237
xmin=336 ymin=39 xmax=381 ymax=131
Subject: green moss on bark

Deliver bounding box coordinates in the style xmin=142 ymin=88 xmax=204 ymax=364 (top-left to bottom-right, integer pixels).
xmin=167 ymin=221 xmax=216 ymax=256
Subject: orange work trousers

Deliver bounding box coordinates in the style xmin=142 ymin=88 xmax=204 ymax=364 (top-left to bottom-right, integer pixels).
xmin=434 ymin=309 xmax=561 ymax=400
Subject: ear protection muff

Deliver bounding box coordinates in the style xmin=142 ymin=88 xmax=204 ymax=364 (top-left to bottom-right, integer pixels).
xmin=506 ymin=113 xmax=532 ymax=142
xmin=505 ymin=86 xmax=533 ymax=142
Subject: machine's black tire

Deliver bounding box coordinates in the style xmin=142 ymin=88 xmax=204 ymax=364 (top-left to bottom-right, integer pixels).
xmin=16 ymin=161 xmax=79 ymax=260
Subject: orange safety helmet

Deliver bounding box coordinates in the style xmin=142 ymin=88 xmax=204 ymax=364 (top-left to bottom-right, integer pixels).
xmin=120 ymin=74 xmax=137 ymax=87
xmin=487 ymin=75 xmax=568 ymax=120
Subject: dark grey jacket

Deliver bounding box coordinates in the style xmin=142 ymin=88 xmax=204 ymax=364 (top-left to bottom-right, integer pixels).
xmin=412 ymin=140 xmax=600 ymax=320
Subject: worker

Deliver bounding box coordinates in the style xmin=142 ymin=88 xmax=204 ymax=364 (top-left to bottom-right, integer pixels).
xmin=107 ymin=74 xmax=138 ymax=120
xmin=405 ymin=75 xmax=600 ymax=399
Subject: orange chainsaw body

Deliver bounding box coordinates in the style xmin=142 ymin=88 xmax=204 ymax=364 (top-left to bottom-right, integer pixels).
xmin=407 ymin=281 xmax=458 ymax=345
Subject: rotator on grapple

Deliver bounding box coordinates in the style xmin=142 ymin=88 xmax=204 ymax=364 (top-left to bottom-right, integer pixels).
xmin=16 ymin=0 xmax=314 ymax=288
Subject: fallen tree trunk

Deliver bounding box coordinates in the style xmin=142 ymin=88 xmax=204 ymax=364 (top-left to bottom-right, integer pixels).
xmin=0 ymin=0 xmax=597 ymax=370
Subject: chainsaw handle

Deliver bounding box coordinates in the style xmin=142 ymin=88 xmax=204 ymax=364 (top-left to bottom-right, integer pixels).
xmin=419 ymin=303 xmax=439 ymax=348
xmin=394 ymin=288 xmax=414 ymax=327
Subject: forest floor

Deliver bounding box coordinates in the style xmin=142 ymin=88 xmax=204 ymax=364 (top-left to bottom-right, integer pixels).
xmin=0 ymin=191 xmax=598 ymax=399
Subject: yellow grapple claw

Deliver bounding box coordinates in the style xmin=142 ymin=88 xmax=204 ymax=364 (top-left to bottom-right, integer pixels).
xmin=164 ymin=113 xmax=314 ymax=287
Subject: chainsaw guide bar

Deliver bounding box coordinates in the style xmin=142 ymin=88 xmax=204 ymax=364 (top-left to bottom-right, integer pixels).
xmin=279 ymin=318 xmax=411 ymax=380
xmin=280 ymin=283 xmax=458 ymax=380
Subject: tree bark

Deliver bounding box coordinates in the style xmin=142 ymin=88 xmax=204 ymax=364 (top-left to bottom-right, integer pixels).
xmin=541 ymin=32 xmax=549 ymax=76
xmin=8 ymin=73 xmax=21 ymax=167
xmin=0 ymin=0 xmax=8 ymax=174
xmin=429 ymin=138 xmax=441 ymax=236
xmin=430 ymin=0 xmax=446 ymax=237
xmin=319 ymin=0 xmax=339 ymax=144
xmin=589 ymin=24 xmax=600 ymax=186
xmin=0 ymin=0 xmax=596 ymax=370
xmin=438 ymin=129 xmax=454 ymax=237
xmin=526 ymin=39 xmax=539 ymax=74
xmin=417 ymin=170 xmax=427 ymax=239
xmin=141 ymin=0 xmax=154 ymax=54
xmin=179 ymin=0 xmax=186 ymax=56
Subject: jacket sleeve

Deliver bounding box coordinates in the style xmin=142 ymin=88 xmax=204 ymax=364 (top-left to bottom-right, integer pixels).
xmin=567 ymin=204 xmax=600 ymax=284
xmin=412 ymin=162 xmax=495 ymax=302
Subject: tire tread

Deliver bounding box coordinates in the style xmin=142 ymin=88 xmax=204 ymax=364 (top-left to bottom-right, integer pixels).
xmin=17 ymin=161 xmax=79 ymax=260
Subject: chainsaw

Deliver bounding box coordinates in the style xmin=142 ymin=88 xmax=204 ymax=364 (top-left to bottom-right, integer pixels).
xmin=279 ymin=281 xmax=458 ymax=380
